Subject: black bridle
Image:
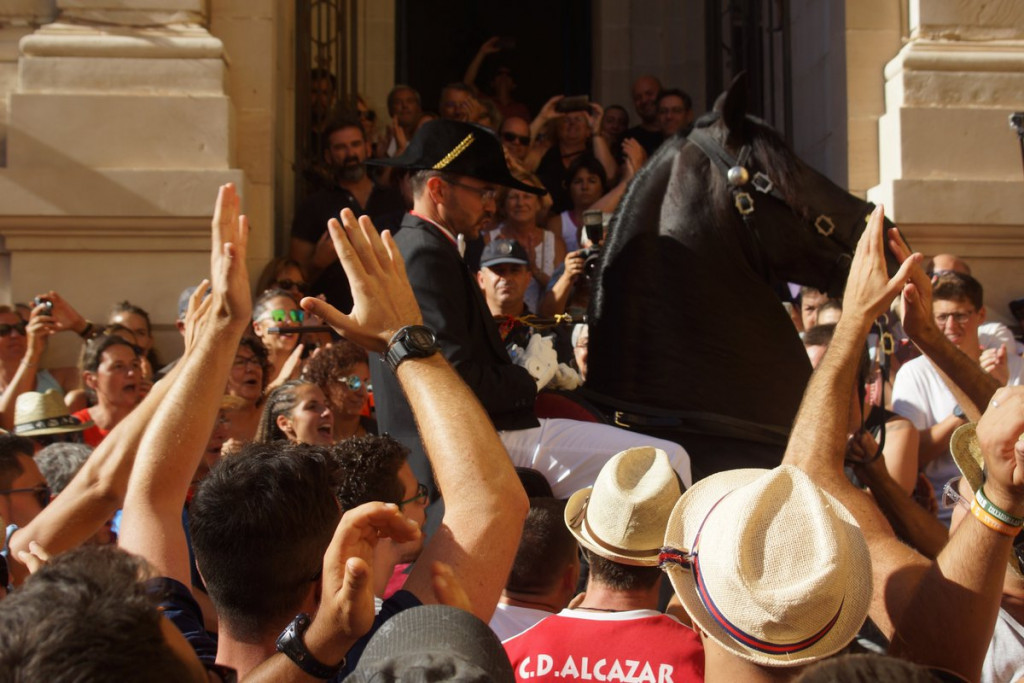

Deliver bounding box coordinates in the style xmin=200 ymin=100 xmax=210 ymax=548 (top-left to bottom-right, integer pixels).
xmin=687 ymin=125 xmax=849 ymax=284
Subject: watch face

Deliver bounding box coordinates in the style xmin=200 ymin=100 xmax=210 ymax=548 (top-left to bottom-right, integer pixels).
xmin=407 ymin=327 xmax=437 ymax=351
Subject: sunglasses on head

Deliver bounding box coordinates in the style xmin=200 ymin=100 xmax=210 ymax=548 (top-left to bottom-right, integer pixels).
xmin=0 ymin=322 xmax=27 ymax=337
xmin=273 ymin=279 xmax=307 ymax=293
xmin=270 ymin=309 xmax=304 ymax=324
xmin=501 ymin=131 xmax=530 ymax=146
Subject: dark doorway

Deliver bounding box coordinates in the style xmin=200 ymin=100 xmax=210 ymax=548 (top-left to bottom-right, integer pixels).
xmin=395 ymin=0 xmax=593 ymax=120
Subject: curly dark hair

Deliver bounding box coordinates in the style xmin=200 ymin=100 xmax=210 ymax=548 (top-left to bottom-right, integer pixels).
xmin=302 ymin=338 xmax=369 ymax=392
xmin=329 ymin=435 xmax=407 ymax=511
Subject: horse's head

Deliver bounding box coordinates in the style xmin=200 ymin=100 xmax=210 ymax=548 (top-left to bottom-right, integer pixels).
xmin=686 ymin=73 xmax=897 ymax=296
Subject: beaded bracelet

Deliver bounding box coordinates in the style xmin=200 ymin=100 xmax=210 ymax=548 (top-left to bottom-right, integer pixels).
xmin=975 ymin=486 xmax=1024 ymax=527
xmin=971 ymin=498 xmax=1020 ymax=537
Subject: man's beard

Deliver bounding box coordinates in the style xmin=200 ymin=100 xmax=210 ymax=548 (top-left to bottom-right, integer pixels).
xmin=335 ymin=160 xmax=365 ymax=183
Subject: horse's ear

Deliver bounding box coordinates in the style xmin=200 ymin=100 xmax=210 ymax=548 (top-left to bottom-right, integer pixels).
xmin=715 ymin=72 xmax=748 ymax=134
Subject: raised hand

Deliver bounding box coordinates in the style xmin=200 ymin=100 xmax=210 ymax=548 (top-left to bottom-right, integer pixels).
xmin=975 ymin=387 xmax=1024 ymax=514
xmin=182 ymin=279 xmax=211 ymax=354
xmin=841 ymin=205 xmax=920 ymax=326
xmin=301 ymin=209 xmax=422 ymax=352
xmin=209 ymin=183 xmax=252 ymax=327
xmin=307 ymin=502 xmax=421 ymax=653
xmin=34 ymin=292 xmax=86 ymax=334
xmin=887 ymin=227 xmax=938 ymax=344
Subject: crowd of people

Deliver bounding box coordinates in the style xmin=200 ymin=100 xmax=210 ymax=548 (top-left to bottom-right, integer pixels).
xmin=0 ymin=38 xmax=1022 ymax=683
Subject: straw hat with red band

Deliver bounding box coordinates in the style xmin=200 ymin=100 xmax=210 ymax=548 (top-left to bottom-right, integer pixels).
xmin=660 ymin=465 xmax=871 ymax=667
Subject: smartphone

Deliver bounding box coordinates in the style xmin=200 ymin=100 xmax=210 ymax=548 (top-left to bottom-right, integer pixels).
xmin=33 ymin=296 xmax=53 ymax=315
xmin=556 ymin=95 xmax=591 ymax=114
xmin=495 ymin=36 xmax=516 ymax=50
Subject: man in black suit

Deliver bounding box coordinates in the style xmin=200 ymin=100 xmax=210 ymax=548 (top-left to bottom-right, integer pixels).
xmin=367 ymin=120 xmax=691 ymax=499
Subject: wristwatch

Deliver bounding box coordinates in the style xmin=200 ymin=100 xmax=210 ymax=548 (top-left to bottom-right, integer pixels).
xmin=275 ymin=613 xmax=343 ymax=679
xmin=952 ymin=404 xmax=966 ymax=420
xmin=384 ymin=325 xmax=439 ymax=372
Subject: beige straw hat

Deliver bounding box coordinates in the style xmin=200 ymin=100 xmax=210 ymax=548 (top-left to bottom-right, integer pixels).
xmin=949 ymin=421 xmax=1024 ymax=580
xmin=949 ymin=422 xmax=985 ymax=494
xmin=13 ymin=390 xmax=92 ymax=436
xmin=564 ymin=446 xmax=683 ymax=567
xmin=660 ymin=465 xmax=871 ymax=667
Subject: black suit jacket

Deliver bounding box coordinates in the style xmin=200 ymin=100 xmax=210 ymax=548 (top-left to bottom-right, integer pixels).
xmin=372 ymin=214 xmax=538 ymax=447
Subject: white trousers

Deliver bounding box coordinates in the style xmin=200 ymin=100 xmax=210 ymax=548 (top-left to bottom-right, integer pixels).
xmin=499 ymin=418 xmax=692 ymax=499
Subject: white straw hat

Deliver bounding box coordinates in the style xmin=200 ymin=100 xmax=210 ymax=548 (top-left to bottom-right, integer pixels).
xmin=660 ymin=465 xmax=871 ymax=667
xmin=565 ymin=446 xmax=682 ymax=566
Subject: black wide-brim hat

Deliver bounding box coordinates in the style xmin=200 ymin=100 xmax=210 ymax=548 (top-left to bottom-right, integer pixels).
xmin=367 ymin=119 xmax=545 ymax=196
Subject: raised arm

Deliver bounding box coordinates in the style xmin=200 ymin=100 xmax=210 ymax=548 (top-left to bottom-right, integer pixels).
xmin=782 ymin=206 xmax=930 ymax=636
xmin=303 ymin=209 xmax=528 ymax=622
xmin=890 ymin=230 xmax=1001 ymax=421
xmin=7 ymin=330 xmax=186 ymax=585
xmin=117 ymin=183 xmax=252 ymax=584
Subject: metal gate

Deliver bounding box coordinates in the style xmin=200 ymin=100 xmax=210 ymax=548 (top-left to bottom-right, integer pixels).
xmin=704 ymin=0 xmax=792 ymax=144
xmin=295 ymin=0 xmax=360 ymax=200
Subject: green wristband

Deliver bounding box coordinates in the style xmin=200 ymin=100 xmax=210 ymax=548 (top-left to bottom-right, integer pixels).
xmin=975 ymin=486 xmax=1024 ymax=528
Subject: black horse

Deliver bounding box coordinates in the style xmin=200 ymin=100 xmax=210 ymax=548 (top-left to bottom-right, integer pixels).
xmin=584 ymin=75 xmax=896 ymax=481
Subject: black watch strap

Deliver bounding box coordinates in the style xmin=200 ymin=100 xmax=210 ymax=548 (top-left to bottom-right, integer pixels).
xmin=953 ymin=404 xmax=966 ymax=420
xmin=275 ymin=613 xmax=343 ymax=679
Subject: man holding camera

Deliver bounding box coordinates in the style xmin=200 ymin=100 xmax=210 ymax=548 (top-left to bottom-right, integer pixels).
xmin=367 ymin=119 xmax=691 ymax=501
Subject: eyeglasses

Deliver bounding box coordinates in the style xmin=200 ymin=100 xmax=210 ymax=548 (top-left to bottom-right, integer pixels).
xmin=445 ymin=179 xmax=496 ymax=203
xmin=232 ymin=355 xmax=262 ymax=370
xmin=934 ymin=311 xmax=975 ymax=327
xmin=273 ymin=279 xmax=307 ymax=293
xmin=0 ymin=484 xmax=51 ymax=508
xmin=0 ymin=322 xmax=27 ymax=337
xmin=335 ymin=375 xmax=365 ymax=392
xmin=399 ymin=483 xmax=429 ymax=509
xmin=270 ymin=309 xmax=304 ymax=324
xmin=942 ymin=476 xmax=970 ymax=512
xmin=501 ymin=131 xmax=530 ymax=146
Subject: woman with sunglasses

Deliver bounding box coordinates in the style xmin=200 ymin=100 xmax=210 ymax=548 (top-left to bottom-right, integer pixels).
xmin=0 ymin=297 xmax=84 ymax=430
xmin=303 ymin=339 xmax=377 ymax=441
xmin=253 ymin=256 xmax=308 ymax=302
xmin=251 ymin=289 xmax=305 ymax=389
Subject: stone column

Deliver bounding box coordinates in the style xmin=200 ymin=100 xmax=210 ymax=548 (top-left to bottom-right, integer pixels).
xmin=0 ymin=0 xmax=244 ymax=364
xmin=0 ymin=1 xmax=55 ymax=164
xmin=868 ymin=0 xmax=1024 ymax=324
